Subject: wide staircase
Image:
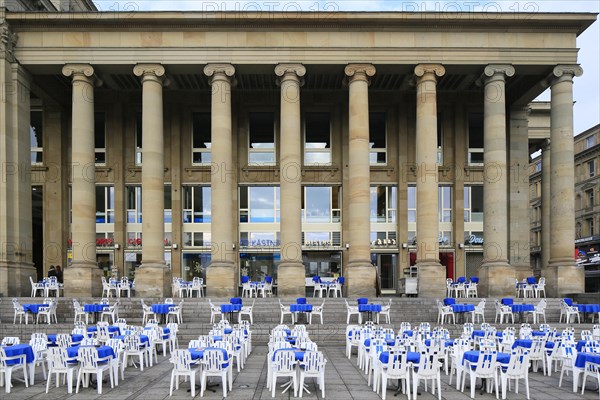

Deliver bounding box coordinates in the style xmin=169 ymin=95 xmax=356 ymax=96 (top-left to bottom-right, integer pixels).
xmin=0 ymin=296 xmax=591 ymax=345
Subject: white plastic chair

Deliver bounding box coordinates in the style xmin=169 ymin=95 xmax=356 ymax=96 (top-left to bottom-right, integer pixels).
xmin=0 ymin=346 xmax=29 ymax=393
xmin=465 ymin=282 xmax=478 ymax=298
xmin=208 ymin=300 xmax=224 ymax=324
xmin=461 ymin=348 xmax=498 ymax=399
xmin=37 ymin=300 xmax=57 ymax=324
xmin=413 ymin=348 xmax=442 ymax=400
xmin=239 ymin=299 xmax=255 ymax=324
xmin=345 ymin=299 xmax=361 ymax=324
xmin=105 ymin=338 xmax=125 ymax=384
xmin=141 ymin=299 xmax=156 ymax=325
xmin=45 ymin=346 xmax=77 ymax=393
xmin=310 ymin=301 xmax=325 ymax=325
xmin=75 ymin=346 xmax=114 ymax=394
xmin=29 ymin=336 xmax=48 ymax=384
xmin=534 ymin=277 xmax=546 ymax=298
xmin=167 ymin=300 xmax=184 ymax=324
xmin=499 ymin=350 xmax=530 ymax=400
xmin=118 ymin=278 xmax=131 ymax=298
xmin=270 ymin=349 xmax=297 ymax=398
xmin=473 ymin=299 xmax=486 ymax=323
xmin=533 ymin=299 xmax=547 ymax=324
xmin=241 ymin=280 xmax=256 ymax=298
xmin=313 ymin=282 xmax=327 ymax=298
xmin=30 ymin=276 xmax=46 ymax=297
xmin=123 ymin=334 xmax=148 ymax=372
xmin=437 ymin=300 xmax=455 ymax=325
xmin=72 ymin=299 xmax=87 ymax=324
xmin=12 ymin=298 xmax=31 ymax=324
xmin=380 ymin=348 xmax=411 ymax=400
xmin=190 ymin=277 xmax=204 ymax=298
xmin=448 ymin=338 xmax=471 ymax=389
xmin=581 ymin=360 xmax=600 ymax=398
xmin=101 ymin=300 xmax=120 ymax=324
xmin=558 ymin=342 xmax=577 ymax=388
xmin=378 ymin=299 xmax=392 ymax=324
xmin=495 ymin=300 xmax=514 ymax=324
xmin=299 ymin=350 xmax=327 ymax=398
xmin=561 ymin=300 xmax=580 ymax=323
xmin=279 ymin=300 xmax=294 ymax=324
xmin=169 ymin=349 xmax=199 ymax=397
xmin=200 ymin=349 xmax=229 ymax=398
xmin=46 ymin=276 xmax=61 ymax=297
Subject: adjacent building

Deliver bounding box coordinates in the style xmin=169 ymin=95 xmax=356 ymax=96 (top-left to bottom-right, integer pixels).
xmin=0 ymin=4 xmax=596 ymax=297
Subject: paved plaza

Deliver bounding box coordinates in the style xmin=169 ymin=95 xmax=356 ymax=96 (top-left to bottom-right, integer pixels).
xmin=2 ymin=345 xmax=599 ymax=400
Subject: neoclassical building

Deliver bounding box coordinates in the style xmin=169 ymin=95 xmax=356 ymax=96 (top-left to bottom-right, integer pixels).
xmin=0 ymin=4 xmax=596 ymax=297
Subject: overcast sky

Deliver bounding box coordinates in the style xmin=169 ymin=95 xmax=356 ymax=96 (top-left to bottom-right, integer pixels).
xmin=93 ymin=0 xmax=599 ymax=134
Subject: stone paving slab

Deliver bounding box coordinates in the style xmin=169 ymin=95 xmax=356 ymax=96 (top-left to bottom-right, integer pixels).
xmin=3 ymin=345 xmax=600 ymax=399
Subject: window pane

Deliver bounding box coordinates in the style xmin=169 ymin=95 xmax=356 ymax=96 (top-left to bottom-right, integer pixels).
xmin=468 ymin=113 xmax=484 ymax=148
xmin=388 ymin=187 xmax=397 ymax=210
xmin=193 ymin=152 xmax=212 ymax=164
xmin=249 ymin=112 xmax=275 ymax=148
xmin=305 ymin=113 xmax=330 ymax=148
xmin=192 ymin=112 xmax=211 ymax=149
xmin=135 ymin=112 xmax=143 ymax=148
xmin=471 ymin=186 xmax=484 ymax=213
xmin=443 ymin=187 xmax=451 ymax=209
xmin=408 ymin=186 xmax=416 ymax=209
xmin=377 ymin=187 xmax=386 ymax=222
xmin=249 ymin=152 xmax=276 ymax=164
xmin=96 ymin=186 xmax=106 ymax=223
xmin=305 ymin=187 xmax=331 ymax=223
xmin=249 ymin=187 xmax=275 ymax=223
xmin=95 ymin=112 xmax=106 ymax=149
xmin=30 ymin=111 xmax=43 ymax=147
xmin=184 ymin=187 xmax=192 ymax=210
xmin=108 ymin=187 xmax=114 ymax=209
xmin=164 ymin=186 xmax=172 ymax=209
xmin=239 ymin=186 xmax=248 ymax=209
xmin=464 ymin=187 xmax=470 ymax=209
xmin=304 ymin=152 xmax=331 ymax=164
xmin=202 ymin=187 xmax=211 ymax=222
xmin=332 ymin=187 xmax=341 ymax=209
xmin=369 ymin=112 xmax=386 ymax=148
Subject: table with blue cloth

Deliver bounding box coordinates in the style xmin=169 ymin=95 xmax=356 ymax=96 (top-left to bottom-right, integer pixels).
xmin=220 ymin=304 xmax=243 ymax=322
xmin=357 ymin=298 xmax=369 ymax=305
xmin=379 ymin=351 xmax=420 ymax=364
xmin=512 ymin=339 xmax=533 ymax=349
xmin=462 ymin=350 xmax=510 ymax=366
xmin=66 ymin=345 xmax=115 ymax=360
xmin=577 ymin=304 xmax=600 ymax=322
xmin=47 ymin=334 xmax=84 ymax=346
xmin=290 ymin=303 xmax=313 ymax=323
xmin=22 ymin=303 xmax=49 ymax=314
xmin=573 ymin=352 xmax=600 ymax=393
xmin=451 ymin=303 xmax=474 ymax=323
xmin=510 ymin=304 xmax=534 ymax=323
xmin=358 ymin=303 xmax=382 ymax=322
xmin=424 ymin=339 xmax=454 ymax=348
xmin=84 ymin=303 xmax=110 ymax=323
xmin=526 ymin=277 xmax=537 ymax=284
xmin=87 ymin=325 xmax=120 ymax=336
xmin=444 ymin=298 xmax=456 ymax=306
xmin=230 ymin=297 xmax=243 ymax=305
xmin=297 ymin=298 xmax=307 ymax=305
xmin=151 ymin=303 xmax=175 ymax=323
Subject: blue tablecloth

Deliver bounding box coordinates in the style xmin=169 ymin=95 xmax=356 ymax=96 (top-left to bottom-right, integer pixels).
xmin=230 ymin=297 xmax=242 ymax=305
xmin=67 ymin=345 xmax=115 ymax=359
xmin=270 ymin=348 xmax=305 ymax=361
xmin=578 ymin=304 xmax=600 ymax=313
xmin=359 ymin=304 xmax=382 ymax=312
xmin=1 ymin=344 xmax=34 ymax=365
xmin=290 ymin=304 xmax=313 ymax=312
xmin=115 ymin=335 xmax=149 ymax=345
xmin=575 ymin=352 xmax=600 ymax=368
xmin=357 ymin=298 xmax=369 ymax=305
xmin=151 ymin=304 xmax=175 ymax=314
xmin=532 ymin=331 xmax=547 ymax=337
xmin=48 ymin=334 xmax=84 ymax=345
xmin=84 ymin=304 xmax=109 ymax=313
xmin=526 ymin=277 xmax=537 ymax=284
xmin=502 ymin=298 xmax=514 ymax=305
xmin=512 ymin=340 xmax=533 ymax=349
xmin=220 ymin=304 xmax=243 ymax=313
xmin=297 ymin=298 xmax=307 ymax=305
xmin=451 ymin=304 xmax=475 ymax=313
xmin=564 ymin=298 xmax=574 ymax=306
xmin=511 ymin=304 xmax=534 ymax=313
xmin=472 ymin=331 xmax=503 ymax=339
xmin=87 ymin=326 xmax=120 ymax=335
xmin=379 ymin=351 xmax=420 ymax=364
xmin=23 ymin=303 xmax=49 ymax=314
xmin=444 ymin=298 xmax=456 ymax=306
xmin=463 ymin=351 xmax=510 ymax=365
xmin=189 ymin=347 xmax=230 ymax=367
xmin=576 ymin=340 xmax=589 ymax=352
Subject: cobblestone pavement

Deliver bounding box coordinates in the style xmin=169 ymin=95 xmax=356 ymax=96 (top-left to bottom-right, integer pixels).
xmin=3 ymin=346 xmax=600 ymax=399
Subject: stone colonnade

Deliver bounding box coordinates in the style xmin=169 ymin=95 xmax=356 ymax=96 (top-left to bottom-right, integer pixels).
xmin=37 ymin=62 xmax=583 ymax=298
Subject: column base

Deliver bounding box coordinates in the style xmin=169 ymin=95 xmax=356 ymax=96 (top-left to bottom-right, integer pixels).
xmin=135 ymin=262 xmax=172 ymax=298
xmin=513 ymin=263 xmax=534 ymax=281
xmin=277 ymin=262 xmax=305 ymax=298
xmin=544 ymin=259 xmax=583 ymax=297
xmin=207 ymin=261 xmax=237 ymax=298
xmin=416 ymin=261 xmax=446 ymax=298
xmin=0 ymin=261 xmax=37 ymax=297
xmin=477 ymin=261 xmax=515 ymax=297
xmin=346 ymin=260 xmax=377 ymax=297
xmin=64 ymin=261 xmax=103 ymax=297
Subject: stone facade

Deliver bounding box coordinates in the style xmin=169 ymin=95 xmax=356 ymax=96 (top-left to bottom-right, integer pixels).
xmin=0 ymin=7 xmax=596 ymax=297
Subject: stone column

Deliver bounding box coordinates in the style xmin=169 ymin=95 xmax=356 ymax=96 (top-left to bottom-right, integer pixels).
xmin=275 ymin=64 xmax=306 ymax=297
xmin=414 ymin=64 xmax=446 ymax=298
xmin=204 ymin=64 xmax=237 ymax=297
xmin=62 ymin=64 xmax=102 ymax=297
xmin=546 ymin=65 xmax=584 ymax=296
xmin=0 ymin=50 xmax=37 ymax=295
xmin=541 ymin=141 xmax=551 ymax=273
xmin=344 ymin=64 xmax=377 ymax=297
xmin=477 ymin=65 xmax=516 ymax=297
xmin=133 ymin=64 xmax=172 ymax=297
xmin=509 ymin=107 xmax=533 ymax=280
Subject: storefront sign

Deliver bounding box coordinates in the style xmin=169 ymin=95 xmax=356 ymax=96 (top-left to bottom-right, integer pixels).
xmin=305 ymin=241 xmax=333 ymax=247
xmin=466 ymin=234 xmax=484 ymax=245
xmin=241 ymin=239 xmax=281 ymax=247
xmin=371 ymin=238 xmax=397 ymax=247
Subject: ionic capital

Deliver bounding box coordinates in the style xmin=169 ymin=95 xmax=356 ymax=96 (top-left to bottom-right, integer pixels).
xmin=0 ymin=20 xmax=18 ymax=62
xmin=484 ymin=64 xmax=515 ymax=79
xmin=275 ymin=63 xmax=306 ymax=78
xmin=204 ymin=63 xmax=236 ymax=86
xmin=549 ymin=64 xmax=583 ymax=86
xmin=344 ymin=63 xmax=376 ymax=84
xmin=414 ymin=64 xmax=445 ymax=79
xmin=133 ymin=64 xmax=169 ymax=86
xmin=62 ymin=64 xmax=102 ymax=86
